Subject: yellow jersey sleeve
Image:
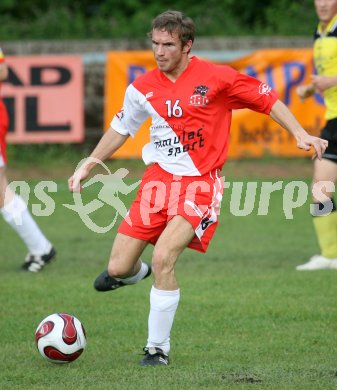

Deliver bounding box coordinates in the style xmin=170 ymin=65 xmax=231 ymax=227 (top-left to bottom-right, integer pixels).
xmin=314 ymin=14 xmax=337 ymax=120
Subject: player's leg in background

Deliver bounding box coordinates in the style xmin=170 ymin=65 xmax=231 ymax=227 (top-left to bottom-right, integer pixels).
xmin=0 ymin=166 xmax=56 ymax=271
xmin=296 ymin=157 xmax=337 ymax=270
xmin=312 ymin=158 xmax=337 ymax=257
xmin=94 ymin=232 xmax=150 ymax=291
xmin=141 ymin=215 xmax=195 ymax=366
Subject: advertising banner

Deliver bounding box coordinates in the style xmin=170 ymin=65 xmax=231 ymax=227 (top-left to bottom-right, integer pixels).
xmin=105 ymin=49 xmax=325 ymax=159
xmin=3 ymin=55 xmax=84 ymax=143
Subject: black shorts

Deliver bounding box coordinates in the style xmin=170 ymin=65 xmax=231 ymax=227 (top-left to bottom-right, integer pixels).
xmin=321 ymin=118 xmax=337 ymax=163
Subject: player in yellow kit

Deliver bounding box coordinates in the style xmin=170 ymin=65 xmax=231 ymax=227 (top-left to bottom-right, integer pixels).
xmin=297 ymin=0 xmax=337 ymax=270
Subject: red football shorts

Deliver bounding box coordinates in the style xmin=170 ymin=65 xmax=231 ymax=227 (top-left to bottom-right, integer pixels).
xmin=118 ymin=163 xmax=224 ymax=252
xmin=0 ymin=99 xmax=9 ymax=167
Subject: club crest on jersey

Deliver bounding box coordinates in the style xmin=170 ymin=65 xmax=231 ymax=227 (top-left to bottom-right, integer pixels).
xmin=189 ymin=85 xmax=209 ymax=106
xmin=258 ymin=83 xmax=272 ymax=96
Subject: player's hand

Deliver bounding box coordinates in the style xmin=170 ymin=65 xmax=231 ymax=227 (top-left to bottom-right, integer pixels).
xmin=68 ymin=165 xmax=90 ymax=192
xmin=296 ymin=84 xmax=315 ymax=101
xmin=296 ymin=133 xmax=328 ymax=160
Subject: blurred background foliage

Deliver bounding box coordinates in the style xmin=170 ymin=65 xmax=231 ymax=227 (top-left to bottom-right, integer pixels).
xmin=0 ymin=0 xmax=317 ymax=40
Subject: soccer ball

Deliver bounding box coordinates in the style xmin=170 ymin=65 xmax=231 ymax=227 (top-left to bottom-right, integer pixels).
xmin=35 ymin=313 xmax=87 ymax=363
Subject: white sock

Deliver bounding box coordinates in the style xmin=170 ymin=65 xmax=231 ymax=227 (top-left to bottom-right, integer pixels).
xmin=116 ymin=261 xmax=149 ymax=285
xmin=146 ymin=286 xmax=180 ymax=354
xmin=1 ymin=194 xmax=51 ymax=255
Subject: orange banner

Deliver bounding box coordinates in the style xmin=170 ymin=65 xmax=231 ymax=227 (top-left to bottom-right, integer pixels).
xmin=3 ymin=56 xmax=84 ymax=143
xmin=105 ymin=49 xmax=325 ymax=159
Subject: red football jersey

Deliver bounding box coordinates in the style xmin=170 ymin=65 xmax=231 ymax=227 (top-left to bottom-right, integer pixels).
xmin=111 ymin=56 xmax=278 ymax=176
xmin=0 ymin=48 xmax=8 ymax=166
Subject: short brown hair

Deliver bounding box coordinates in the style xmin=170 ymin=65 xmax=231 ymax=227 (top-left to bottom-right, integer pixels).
xmin=148 ymin=10 xmax=195 ymax=47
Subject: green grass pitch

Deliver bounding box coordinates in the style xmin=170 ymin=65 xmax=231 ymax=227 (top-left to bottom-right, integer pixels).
xmin=1 ymin=158 xmax=337 ymax=389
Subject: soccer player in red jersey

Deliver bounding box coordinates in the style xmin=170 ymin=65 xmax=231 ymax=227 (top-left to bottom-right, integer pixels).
xmin=0 ymin=48 xmax=56 ymax=272
xmin=69 ymin=11 xmax=328 ymax=366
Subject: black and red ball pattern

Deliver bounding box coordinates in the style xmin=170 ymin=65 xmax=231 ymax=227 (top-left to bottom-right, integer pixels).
xmin=35 ymin=313 xmax=85 ymax=362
